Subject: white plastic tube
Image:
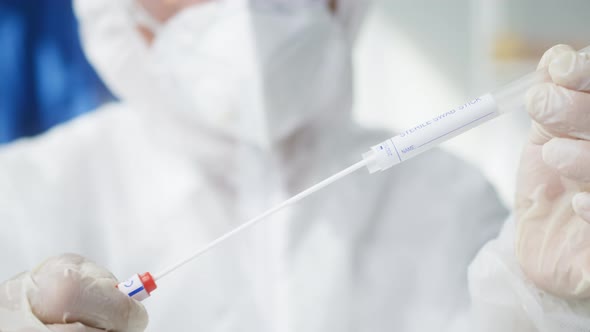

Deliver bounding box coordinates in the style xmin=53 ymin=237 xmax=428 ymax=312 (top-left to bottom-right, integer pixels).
xmin=363 ymin=46 xmax=590 ymax=173
xmin=123 ymin=46 xmax=590 ymax=298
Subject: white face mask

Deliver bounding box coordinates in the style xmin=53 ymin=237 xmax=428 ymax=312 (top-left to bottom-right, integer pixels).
xmin=79 ymin=1 xmax=353 ymax=148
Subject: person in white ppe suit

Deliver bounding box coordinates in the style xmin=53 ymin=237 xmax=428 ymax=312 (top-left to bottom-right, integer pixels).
xmin=0 ymin=0 xmax=589 ymax=330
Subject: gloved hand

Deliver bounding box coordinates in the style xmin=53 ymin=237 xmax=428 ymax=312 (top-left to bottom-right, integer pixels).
xmin=516 ymin=44 xmax=590 ymax=299
xmin=0 ymin=254 xmax=148 ymax=332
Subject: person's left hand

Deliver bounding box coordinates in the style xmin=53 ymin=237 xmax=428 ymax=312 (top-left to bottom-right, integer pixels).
xmin=0 ymin=254 xmax=148 ymax=332
xmin=515 ymin=44 xmax=590 ymax=299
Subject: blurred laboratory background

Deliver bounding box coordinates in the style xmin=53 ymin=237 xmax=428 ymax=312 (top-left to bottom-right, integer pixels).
xmin=1 ymin=0 xmax=589 ymax=206
xmin=354 ymin=0 xmax=590 ymax=206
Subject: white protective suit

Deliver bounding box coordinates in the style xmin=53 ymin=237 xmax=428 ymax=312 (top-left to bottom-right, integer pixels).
xmin=6 ymin=0 xmax=587 ymax=331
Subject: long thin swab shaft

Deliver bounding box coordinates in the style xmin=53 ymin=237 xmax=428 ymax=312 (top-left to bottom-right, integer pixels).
xmin=153 ymin=159 xmax=368 ymax=281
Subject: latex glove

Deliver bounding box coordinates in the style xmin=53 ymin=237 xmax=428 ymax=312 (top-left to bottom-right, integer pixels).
xmin=0 ymin=254 xmax=148 ymax=332
xmin=516 ymin=44 xmax=590 ymax=299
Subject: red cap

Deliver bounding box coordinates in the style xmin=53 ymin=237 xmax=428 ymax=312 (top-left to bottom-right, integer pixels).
xmin=140 ymin=272 xmax=157 ymax=294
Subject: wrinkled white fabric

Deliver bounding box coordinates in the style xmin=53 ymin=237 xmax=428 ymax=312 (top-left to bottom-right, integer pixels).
xmin=469 ymin=219 xmax=590 ymax=332
xmin=0 ymin=254 xmax=147 ymax=332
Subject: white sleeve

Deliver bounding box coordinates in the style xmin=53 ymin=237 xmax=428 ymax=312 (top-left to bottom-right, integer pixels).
xmin=468 ymin=217 xmax=590 ymax=332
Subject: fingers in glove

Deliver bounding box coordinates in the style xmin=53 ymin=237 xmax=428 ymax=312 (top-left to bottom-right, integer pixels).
xmin=47 ymin=322 xmax=105 ymax=332
xmin=537 ymin=44 xmax=575 ymax=69
xmin=573 ymin=192 xmax=590 ymax=224
xmin=527 ymin=83 xmax=590 ymax=140
xmin=28 ymin=254 xmax=148 ymax=332
xmin=542 ymin=137 xmax=590 ymax=183
xmin=544 ymin=45 xmax=590 ymax=92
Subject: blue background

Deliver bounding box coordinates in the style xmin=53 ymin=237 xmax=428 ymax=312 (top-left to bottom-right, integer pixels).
xmin=0 ymin=0 xmax=112 ymax=144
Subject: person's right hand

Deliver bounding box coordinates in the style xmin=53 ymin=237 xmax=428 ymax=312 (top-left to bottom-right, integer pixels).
xmin=0 ymin=254 xmax=148 ymax=332
xmin=515 ymin=44 xmax=590 ymax=299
